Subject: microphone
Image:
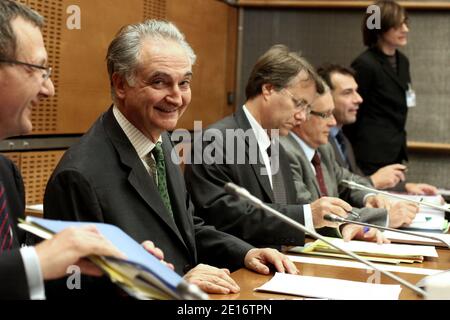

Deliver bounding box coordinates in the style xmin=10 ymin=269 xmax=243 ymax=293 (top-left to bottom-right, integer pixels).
xmin=324 ymin=214 xmax=450 ymax=248
xmin=224 ymin=182 xmax=428 ymax=298
xmin=342 ymin=180 xmax=450 ymax=213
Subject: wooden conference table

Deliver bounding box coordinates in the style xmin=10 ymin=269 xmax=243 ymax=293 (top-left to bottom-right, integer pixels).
xmin=210 ymin=242 xmax=450 ymax=300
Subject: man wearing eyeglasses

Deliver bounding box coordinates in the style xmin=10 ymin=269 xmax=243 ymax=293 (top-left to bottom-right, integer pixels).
xmin=0 ymin=0 xmax=127 ymax=300
xmin=185 ymin=45 xmax=355 ymax=248
xmin=280 ymin=85 xmax=418 ymax=235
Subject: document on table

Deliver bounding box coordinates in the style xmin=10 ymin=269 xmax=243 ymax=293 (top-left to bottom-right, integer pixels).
xmin=298 ymin=237 xmax=438 ymax=257
xmin=255 ymin=273 xmax=402 ymax=300
xmin=286 ymin=255 xmax=442 ymax=276
xmin=384 ymin=230 xmax=450 ymax=247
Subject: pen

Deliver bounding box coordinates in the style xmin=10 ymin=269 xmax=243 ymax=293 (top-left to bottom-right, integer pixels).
xmin=349 ymin=210 xmax=360 ymax=219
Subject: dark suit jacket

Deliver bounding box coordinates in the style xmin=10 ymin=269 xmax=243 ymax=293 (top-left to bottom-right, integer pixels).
xmin=280 ymin=135 xmax=387 ymax=227
xmin=0 ymin=155 xmax=29 ymax=299
xmin=329 ymin=133 xmax=365 ymax=177
xmin=184 ymin=106 xmax=305 ymax=248
xmin=329 ymin=131 xmax=407 ymax=192
xmin=345 ymin=47 xmax=411 ymax=175
xmin=44 ymin=108 xmax=252 ymax=278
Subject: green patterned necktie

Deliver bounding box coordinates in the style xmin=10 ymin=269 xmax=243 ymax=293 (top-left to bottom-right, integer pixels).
xmin=151 ymin=142 xmax=174 ymax=218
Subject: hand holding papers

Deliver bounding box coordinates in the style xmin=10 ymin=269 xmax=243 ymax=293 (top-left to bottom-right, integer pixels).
xmin=19 ymin=217 xmax=208 ymax=300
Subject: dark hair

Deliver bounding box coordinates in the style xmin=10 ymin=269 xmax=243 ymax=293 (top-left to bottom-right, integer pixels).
xmin=316 ymin=63 xmax=356 ymax=90
xmin=362 ymin=0 xmax=407 ymax=47
xmin=0 ymin=0 xmax=43 ymax=60
xmin=245 ymin=44 xmax=324 ymax=100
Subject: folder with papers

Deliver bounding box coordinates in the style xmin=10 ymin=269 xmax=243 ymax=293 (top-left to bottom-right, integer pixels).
xmin=290 ymin=237 xmax=438 ymax=264
xmin=18 ymin=216 xmax=207 ymax=300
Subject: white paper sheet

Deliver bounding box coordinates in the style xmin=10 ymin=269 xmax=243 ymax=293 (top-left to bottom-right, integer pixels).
xmin=386 ymin=195 xmax=448 ymax=231
xmin=26 ymin=204 xmax=44 ymax=212
xmin=384 ymin=230 xmax=450 ymax=247
xmin=303 ymin=238 xmax=438 ymax=258
xmin=286 ymin=255 xmax=442 ymax=276
xmin=255 ymin=273 xmax=402 ymax=300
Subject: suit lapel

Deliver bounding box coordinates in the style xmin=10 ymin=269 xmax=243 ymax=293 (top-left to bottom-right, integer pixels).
xmin=287 ymin=134 xmax=321 ymax=199
xmin=102 ymin=109 xmax=187 ymax=247
xmin=234 ymin=107 xmax=274 ymax=202
xmin=161 ymin=133 xmax=195 ymax=255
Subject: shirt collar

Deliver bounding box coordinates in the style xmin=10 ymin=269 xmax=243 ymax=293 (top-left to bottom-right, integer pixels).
xmin=330 ymin=126 xmax=340 ymax=139
xmin=113 ymin=105 xmax=162 ymax=159
xmin=243 ymin=105 xmax=271 ymax=152
xmin=289 ymin=131 xmax=316 ymax=162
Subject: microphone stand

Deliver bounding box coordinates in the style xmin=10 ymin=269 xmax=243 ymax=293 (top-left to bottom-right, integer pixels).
xmin=324 ymin=214 xmax=450 ymax=249
xmin=342 ymin=180 xmax=450 ymax=213
xmin=224 ymin=182 xmax=428 ymax=298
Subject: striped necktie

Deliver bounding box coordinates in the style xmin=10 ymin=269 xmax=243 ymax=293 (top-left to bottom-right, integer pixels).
xmin=0 ymin=183 xmax=14 ymax=252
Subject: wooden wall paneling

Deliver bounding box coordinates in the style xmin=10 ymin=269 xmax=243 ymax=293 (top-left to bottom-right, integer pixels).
xmin=26 ymin=0 xmax=63 ymax=134
xmin=143 ymin=0 xmax=166 ymax=19
xmin=55 ymin=0 xmax=148 ymax=134
xmin=20 ymin=150 xmax=65 ymax=204
xmin=236 ymin=1 xmax=450 ymax=10
xmin=1 ymin=152 xmax=21 ymax=170
xmin=167 ymin=0 xmax=238 ymax=130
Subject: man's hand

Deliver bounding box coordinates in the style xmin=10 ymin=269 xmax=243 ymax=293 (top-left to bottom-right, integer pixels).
xmin=35 ymin=225 xmax=125 ymax=280
xmin=370 ymin=164 xmax=406 ymax=189
xmin=405 ymin=183 xmax=438 ymax=195
xmin=365 ymin=194 xmax=391 ymax=209
xmin=388 ymin=201 xmax=419 ymax=228
xmin=311 ymin=197 xmax=352 ymax=228
xmin=141 ymin=240 xmax=174 ymax=270
xmin=342 ymin=224 xmax=390 ymax=244
xmin=244 ymin=248 xmax=299 ymax=275
xmin=183 ymin=264 xmax=240 ymax=294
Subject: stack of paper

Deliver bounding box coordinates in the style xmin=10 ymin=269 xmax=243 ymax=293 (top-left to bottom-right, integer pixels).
xmin=255 ymin=273 xmax=402 ymax=300
xmin=290 ymin=237 xmax=438 ymax=264
xmin=18 ymin=216 xmax=207 ymax=300
xmin=384 ymin=230 xmax=450 ymax=248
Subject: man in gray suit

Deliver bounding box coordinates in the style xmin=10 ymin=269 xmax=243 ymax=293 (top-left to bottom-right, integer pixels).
xmin=280 ymin=86 xmax=419 ymax=232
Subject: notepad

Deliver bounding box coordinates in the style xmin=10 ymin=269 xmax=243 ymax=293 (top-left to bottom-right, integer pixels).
xmin=255 ymin=273 xmax=402 ymax=300
xmin=290 ymin=237 xmax=438 ymax=264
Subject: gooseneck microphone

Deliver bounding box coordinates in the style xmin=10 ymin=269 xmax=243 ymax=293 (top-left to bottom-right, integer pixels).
xmin=324 ymin=214 xmax=450 ymax=249
xmin=224 ymin=182 xmax=428 ymax=298
xmin=341 ymin=180 xmax=450 ymax=213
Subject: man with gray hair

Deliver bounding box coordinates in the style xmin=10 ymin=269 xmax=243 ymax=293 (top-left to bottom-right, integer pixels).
xmin=280 ymin=82 xmax=419 ymax=234
xmin=44 ymin=19 xmax=298 ymax=297
xmin=0 ymin=0 xmax=125 ymax=300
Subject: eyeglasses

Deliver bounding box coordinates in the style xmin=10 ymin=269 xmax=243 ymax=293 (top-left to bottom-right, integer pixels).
xmin=309 ymin=110 xmax=334 ymax=119
xmin=0 ymin=59 xmax=52 ymax=81
xmin=282 ymin=88 xmax=311 ymax=112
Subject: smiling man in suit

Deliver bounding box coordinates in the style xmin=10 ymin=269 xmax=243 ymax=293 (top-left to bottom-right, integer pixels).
xmin=0 ymin=0 xmax=125 ymax=300
xmin=44 ymin=20 xmax=297 ymax=296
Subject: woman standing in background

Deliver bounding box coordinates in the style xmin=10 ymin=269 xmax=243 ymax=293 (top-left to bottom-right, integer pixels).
xmin=345 ymin=0 xmax=414 ymax=176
